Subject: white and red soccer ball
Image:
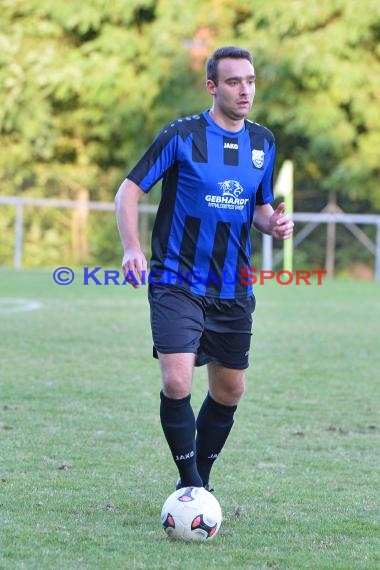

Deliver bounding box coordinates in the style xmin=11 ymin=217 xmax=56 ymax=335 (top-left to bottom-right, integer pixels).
xmin=161 ymin=486 xmax=222 ymax=541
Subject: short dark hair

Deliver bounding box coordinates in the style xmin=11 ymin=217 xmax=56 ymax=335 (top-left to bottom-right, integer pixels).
xmin=206 ymin=46 xmax=253 ymax=84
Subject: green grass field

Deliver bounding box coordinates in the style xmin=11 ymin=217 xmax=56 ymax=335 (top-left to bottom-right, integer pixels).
xmin=1 ymin=268 xmax=379 ymax=570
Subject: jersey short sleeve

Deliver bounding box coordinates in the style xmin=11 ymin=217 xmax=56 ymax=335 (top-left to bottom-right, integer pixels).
xmin=127 ymin=125 xmax=179 ymax=192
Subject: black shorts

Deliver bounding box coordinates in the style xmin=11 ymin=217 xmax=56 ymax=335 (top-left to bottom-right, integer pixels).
xmin=148 ymin=284 xmax=256 ymax=370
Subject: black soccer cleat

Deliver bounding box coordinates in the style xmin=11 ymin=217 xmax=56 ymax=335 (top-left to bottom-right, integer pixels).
xmin=176 ymin=479 xmax=213 ymax=492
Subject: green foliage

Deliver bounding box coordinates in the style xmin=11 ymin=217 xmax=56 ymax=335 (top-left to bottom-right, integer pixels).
xmin=238 ymin=0 xmax=380 ymax=205
xmin=0 ymin=0 xmax=163 ymax=202
xmin=0 ymin=0 xmax=379 ymax=267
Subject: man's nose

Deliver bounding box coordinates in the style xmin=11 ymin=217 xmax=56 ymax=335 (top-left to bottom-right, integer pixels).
xmin=240 ymin=81 xmax=250 ymax=94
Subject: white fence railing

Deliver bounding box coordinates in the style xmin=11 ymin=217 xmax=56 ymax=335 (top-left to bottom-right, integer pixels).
xmin=1 ymin=196 xmax=379 ymax=281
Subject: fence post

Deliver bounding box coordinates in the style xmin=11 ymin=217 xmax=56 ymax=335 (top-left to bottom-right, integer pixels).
xmin=376 ymin=223 xmax=380 ymax=283
xmin=71 ymin=188 xmax=89 ymax=263
xmin=274 ymin=160 xmax=294 ymax=272
xmin=262 ymin=234 xmax=273 ymax=270
xmin=14 ymin=203 xmax=24 ymax=269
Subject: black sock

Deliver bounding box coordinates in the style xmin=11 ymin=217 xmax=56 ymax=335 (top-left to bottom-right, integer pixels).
xmin=196 ymin=392 xmax=237 ymax=486
xmin=160 ymin=391 xmax=203 ymax=487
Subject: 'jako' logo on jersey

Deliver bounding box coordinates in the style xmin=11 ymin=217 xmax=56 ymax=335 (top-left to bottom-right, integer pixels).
xmin=224 ymin=142 xmax=238 ymax=149
xmin=252 ymin=149 xmax=264 ymax=168
xmin=205 ymin=180 xmax=248 ymax=211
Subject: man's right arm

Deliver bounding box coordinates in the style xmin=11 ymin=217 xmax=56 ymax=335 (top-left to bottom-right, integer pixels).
xmin=115 ymin=178 xmax=148 ymax=287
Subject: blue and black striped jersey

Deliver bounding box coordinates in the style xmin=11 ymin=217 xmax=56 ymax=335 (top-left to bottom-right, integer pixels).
xmin=127 ymin=110 xmax=275 ymax=298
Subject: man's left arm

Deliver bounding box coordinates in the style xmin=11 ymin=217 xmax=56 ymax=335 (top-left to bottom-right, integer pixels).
xmin=252 ymin=202 xmax=294 ymax=240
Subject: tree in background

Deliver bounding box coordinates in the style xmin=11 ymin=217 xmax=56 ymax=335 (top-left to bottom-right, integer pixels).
xmin=237 ymin=0 xmax=380 ymax=273
xmin=237 ymin=0 xmax=380 ymax=209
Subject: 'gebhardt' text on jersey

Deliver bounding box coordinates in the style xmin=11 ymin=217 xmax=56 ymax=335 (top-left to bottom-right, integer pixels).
xmin=127 ymin=111 xmax=275 ymax=298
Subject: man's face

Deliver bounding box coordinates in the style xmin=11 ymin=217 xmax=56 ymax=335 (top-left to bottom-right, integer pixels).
xmin=207 ymin=58 xmax=256 ymax=121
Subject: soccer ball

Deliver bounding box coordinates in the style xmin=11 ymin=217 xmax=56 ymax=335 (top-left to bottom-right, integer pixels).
xmin=160 ymin=486 xmax=222 ymax=541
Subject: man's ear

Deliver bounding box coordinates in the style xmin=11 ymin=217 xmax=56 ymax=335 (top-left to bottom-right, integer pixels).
xmin=206 ymin=79 xmax=217 ymax=95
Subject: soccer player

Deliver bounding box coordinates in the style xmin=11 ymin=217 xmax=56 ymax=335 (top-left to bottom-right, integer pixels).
xmin=115 ymin=46 xmax=294 ymax=490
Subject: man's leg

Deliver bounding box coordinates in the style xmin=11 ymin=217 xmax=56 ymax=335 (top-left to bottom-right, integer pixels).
xmin=195 ymin=295 xmax=254 ymax=486
xmin=149 ymin=285 xmax=206 ymax=487
xmin=159 ymin=352 xmax=203 ymax=487
xmin=196 ymin=364 xmax=245 ymax=487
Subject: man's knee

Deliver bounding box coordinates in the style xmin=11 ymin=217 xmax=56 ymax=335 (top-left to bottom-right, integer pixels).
xmin=162 ymin=378 xmax=191 ymax=399
xmin=208 ymin=366 xmax=246 ymax=405
xmin=158 ymin=352 xmax=195 ymax=399
xmin=232 ymin=377 xmax=246 ymax=400
xmin=219 ymin=376 xmax=245 ymax=403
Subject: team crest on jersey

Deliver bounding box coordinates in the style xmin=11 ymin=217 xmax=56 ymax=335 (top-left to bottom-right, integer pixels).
xmin=252 ymin=149 xmax=264 ymax=168
xmin=218 ymin=180 xmax=244 ymax=199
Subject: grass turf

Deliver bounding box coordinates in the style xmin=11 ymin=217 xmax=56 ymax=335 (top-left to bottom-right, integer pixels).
xmin=0 ymin=268 xmax=379 ymax=569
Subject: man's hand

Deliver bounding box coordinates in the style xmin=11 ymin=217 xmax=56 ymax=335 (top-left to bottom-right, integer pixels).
xmin=122 ymin=247 xmax=148 ymax=288
xmin=270 ymin=202 xmax=294 ymax=240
